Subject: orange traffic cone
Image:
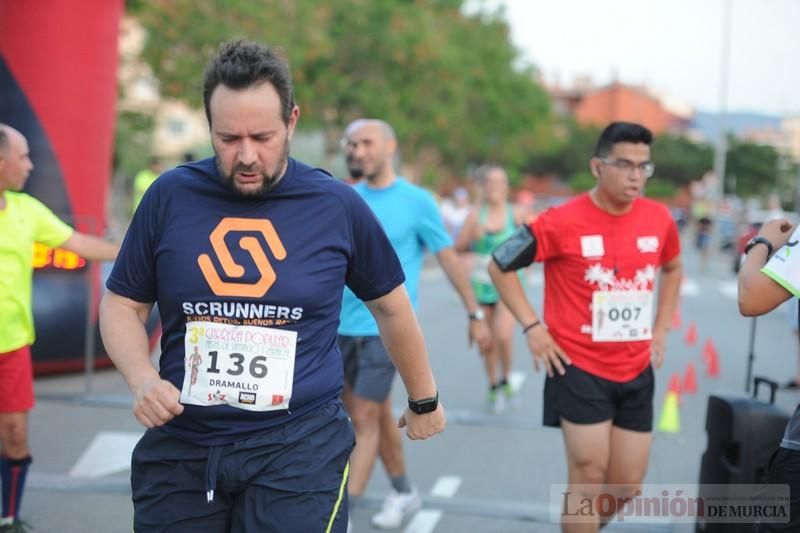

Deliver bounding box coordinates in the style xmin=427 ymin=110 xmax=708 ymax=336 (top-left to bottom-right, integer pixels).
xmin=706 ymin=346 xmax=721 ymax=378
xmin=668 ymin=372 xmax=682 ymax=395
xmin=671 ymin=308 xmax=682 ymax=331
xmin=702 ymin=339 xmax=717 ymax=364
xmin=682 ymin=362 xmax=698 ymax=394
xmin=668 ymin=372 xmax=684 ymax=405
xmin=685 ymin=322 xmax=698 ymax=346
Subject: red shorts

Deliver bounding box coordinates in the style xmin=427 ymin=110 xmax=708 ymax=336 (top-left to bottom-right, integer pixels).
xmin=0 ymin=346 xmax=35 ymax=412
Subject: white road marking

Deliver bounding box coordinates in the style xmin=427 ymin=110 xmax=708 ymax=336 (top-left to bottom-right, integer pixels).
xmin=404 ymin=475 xmax=463 ymax=533
xmin=680 ymin=278 xmax=699 ymax=297
xmin=717 ymin=280 xmax=738 ymax=300
xmin=404 ymin=511 xmax=443 ymax=533
xmin=69 ymin=431 xmax=142 ymax=478
xmin=430 ymin=476 xmax=462 ymax=498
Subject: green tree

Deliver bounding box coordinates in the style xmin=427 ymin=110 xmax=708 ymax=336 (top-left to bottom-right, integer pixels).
xmin=114 ymin=110 xmax=155 ymax=179
xmin=726 ymin=137 xmax=783 ymax=198
xmin=126 ymin=0 xmax=554 ymax=182
xmin=650 ymin=134 xmax=712 ymax=187
xmin=524 ymin=121 xmax=601 ymax=180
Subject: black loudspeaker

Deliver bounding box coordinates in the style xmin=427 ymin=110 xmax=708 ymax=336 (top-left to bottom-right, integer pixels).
xmin=696 ymin=377 xmax=790 ymax=532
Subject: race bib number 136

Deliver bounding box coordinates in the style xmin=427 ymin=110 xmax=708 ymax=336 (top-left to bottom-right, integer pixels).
xmin=180 ymin=321 xmax=297 ymax=411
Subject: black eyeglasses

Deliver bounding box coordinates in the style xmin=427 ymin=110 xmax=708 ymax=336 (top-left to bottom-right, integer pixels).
xmin=600 ymin=159 xmax=655 ymax=179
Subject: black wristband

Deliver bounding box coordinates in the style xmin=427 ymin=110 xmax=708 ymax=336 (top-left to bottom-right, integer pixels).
xmin=523 ymin=320 xmax=541 ymax=334
xmin=744 ymin=236 xmax=774 ymax=258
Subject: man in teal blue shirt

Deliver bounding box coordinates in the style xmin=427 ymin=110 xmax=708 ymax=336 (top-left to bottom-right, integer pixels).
xmin=338 ymin=119 xmax=490 ymax=529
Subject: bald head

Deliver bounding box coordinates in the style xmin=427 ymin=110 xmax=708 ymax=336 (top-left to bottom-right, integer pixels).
xmin=0 ymin=124 xmax=33 ymax=192
xmin=343 ymin=119 xmax=397 ymax=184
xmin=0 ymin=122 xmax=25 ymax=154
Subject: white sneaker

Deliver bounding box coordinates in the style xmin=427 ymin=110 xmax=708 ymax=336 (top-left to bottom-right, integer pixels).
xmin=487 ymin=388 xmax=505 ymax=414
xmin=370 ymin=488 xmax=422 ymax=529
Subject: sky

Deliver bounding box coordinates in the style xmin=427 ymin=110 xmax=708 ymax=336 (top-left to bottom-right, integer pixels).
xmin=486 ymin=0 xmax=800 ymax=117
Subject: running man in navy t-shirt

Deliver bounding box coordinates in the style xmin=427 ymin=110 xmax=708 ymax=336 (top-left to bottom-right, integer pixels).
xmin=99 ymin=39 xmax=445 ymax=533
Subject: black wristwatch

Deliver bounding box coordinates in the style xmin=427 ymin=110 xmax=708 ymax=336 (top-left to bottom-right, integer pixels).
xmin=408 ymin=392 xmax=439 ymax=415
xmin=744 ymin=236 xmax=774 ymax=257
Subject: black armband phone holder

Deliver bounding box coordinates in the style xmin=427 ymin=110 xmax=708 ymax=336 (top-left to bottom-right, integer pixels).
xmin=491 ymin=224 xmax=537 ymax=272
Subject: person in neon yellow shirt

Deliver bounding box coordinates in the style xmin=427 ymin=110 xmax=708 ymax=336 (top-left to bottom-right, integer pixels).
xmin=131 ymin=157 xmax=163 ymax=214
xmin=0 ymin=124 xmax=119 ymax=528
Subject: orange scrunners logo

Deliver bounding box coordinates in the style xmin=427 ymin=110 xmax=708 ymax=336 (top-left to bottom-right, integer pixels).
xmin=198 ymin=218 xmax=287 ymax=297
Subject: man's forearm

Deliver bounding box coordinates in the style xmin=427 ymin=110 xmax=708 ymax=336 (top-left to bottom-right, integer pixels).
xmin=436 ymin=247 xmax=479 ymax=313
xmin=488 ymin=261 xmax=538 ymax=325
xmin=378 ymin=312 xmax=437 ymax=399
xmin=99 ymin=294 xmax=159 ymax=392
xmin=738 ymin=246 xmax=771 ymax=313
xmin=738 ymin=246 xmax=792 ymax=315
xmin=63 ymin=232 xmax=120 ymax=262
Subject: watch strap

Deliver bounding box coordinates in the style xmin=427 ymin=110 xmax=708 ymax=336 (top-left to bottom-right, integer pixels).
xmin=745 ymin=236 xmax=773 ymax=257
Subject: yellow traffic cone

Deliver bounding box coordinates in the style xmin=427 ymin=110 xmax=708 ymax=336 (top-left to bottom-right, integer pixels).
xmin=657 ymin=391 xmax=681 ymax=433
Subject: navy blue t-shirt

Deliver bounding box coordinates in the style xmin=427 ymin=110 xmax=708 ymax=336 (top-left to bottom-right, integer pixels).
xmin=107 ymin=157 xmax=404 ymax=445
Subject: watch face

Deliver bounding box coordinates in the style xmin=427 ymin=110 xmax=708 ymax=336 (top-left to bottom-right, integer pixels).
xmin=409 ymin=394 xmax=439 ymax=414
xmin=471 ymin=309 xmax=485 ymax=321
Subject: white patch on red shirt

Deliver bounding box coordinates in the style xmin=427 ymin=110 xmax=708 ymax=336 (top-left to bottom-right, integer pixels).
xmin=637 ymin=236 xmax=659 ymax=254
xmin=580 ymin=235 xmax=604 ymax=258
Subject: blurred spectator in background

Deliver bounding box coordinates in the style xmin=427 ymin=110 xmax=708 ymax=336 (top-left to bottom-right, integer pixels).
xmin=671 ymin=186 xmax=692 ymax=233
xmin=181 ymin=152 xmax=196 ymax=164
xmin=131 ymin=156 xmax=163 ymax=214
xmin=456 ymin=164 xmax=526 ymax=414
xmin=515 ymin=189 xmax=537 ymax=224
xmin=440 ymin=186 xmax=471 ymax=240
xmin=692 ymin=197 xmax=714 ymax=271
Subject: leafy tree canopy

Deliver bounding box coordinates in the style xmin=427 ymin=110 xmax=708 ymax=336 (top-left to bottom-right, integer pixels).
xmin=126 ymin=0 xmax=554 ymax=180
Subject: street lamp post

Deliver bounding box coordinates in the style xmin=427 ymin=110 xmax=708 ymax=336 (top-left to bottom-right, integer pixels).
xmin=712 ymin=0 xmax=733 ymax=205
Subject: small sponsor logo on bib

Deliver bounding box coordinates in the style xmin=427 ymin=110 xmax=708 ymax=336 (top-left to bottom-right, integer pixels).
xmin=239 ymin=392 xmax=256 ymax=405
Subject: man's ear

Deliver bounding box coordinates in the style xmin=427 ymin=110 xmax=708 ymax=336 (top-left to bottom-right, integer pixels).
xmin=589 ymin=157 xmax=601 ymax=179
xmin=286 ymin=105 xmax=300 ymax=141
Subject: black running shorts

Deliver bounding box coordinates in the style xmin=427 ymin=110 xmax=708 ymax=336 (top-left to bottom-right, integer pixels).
xmin=543 ymin=364 xmax=654 ymax=432
xmin=131 ymin=401 xmax=354 ymax=532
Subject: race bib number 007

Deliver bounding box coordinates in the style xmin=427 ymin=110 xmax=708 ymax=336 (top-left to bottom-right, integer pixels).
xmin=591 ymin=290 xmax=653 ymax=342
xmin=180 ymin=321 xmax=297 ymax=411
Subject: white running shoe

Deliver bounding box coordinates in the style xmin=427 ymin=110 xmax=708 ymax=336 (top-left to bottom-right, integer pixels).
xmin=487 ymin=388 xmax=505 ymax=414
xmin=370 ymin=488 xmax=422 ymax=529
xmin=503 ymin=382 xmax=521 ymax=409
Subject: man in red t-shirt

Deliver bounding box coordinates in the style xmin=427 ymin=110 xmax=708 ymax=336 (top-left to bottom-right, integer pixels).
xmin=489 ymin=122 xmax=682 ymax=532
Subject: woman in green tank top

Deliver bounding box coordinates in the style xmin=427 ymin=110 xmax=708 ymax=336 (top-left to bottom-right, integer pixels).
xmin=456 ymin=165 xmax=524 ymax=414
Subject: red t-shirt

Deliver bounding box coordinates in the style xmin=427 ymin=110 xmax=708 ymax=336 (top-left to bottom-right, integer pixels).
xmin=530 ymin=193 xmax=680 ymax=382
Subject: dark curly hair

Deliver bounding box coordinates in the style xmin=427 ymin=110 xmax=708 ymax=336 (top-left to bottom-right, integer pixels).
xmin=202 ymin=39 xmax=295 ymax=127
